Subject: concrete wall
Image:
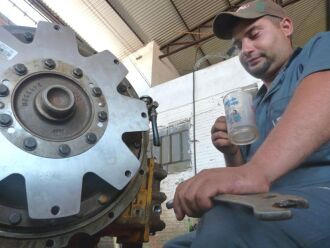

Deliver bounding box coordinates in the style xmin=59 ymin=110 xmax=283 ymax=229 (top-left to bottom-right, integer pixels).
xmin=123 ymin=41 xmax=179 ymax=91
xmin=142 ymin=56 xmax=261 ymax=247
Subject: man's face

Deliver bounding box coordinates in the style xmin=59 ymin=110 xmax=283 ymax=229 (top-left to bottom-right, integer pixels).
xmin=232 ymin=17 xmax=291 ymax=82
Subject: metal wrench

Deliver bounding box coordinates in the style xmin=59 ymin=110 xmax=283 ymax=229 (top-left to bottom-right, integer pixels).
xmin=166 ymin=192 xmax=309 ymax=221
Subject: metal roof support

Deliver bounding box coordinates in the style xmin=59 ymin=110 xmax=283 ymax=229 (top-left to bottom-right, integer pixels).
xmin=105 ymin=0 xmax=145 ymax=45
xmin=159 ymin=0 xmax=246 ymax=59
xmin=168 ymin=0 xmax=211 ymax=65
xmin=159 ymin=0 xmax=303 ymax=59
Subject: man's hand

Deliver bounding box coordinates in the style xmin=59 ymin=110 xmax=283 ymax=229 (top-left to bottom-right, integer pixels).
xmin=173 ymin=165 xmax=270 ymax=220
xmin=211 ymin=116 xmax=245 ymax=166
xmin=211 ymin=116 xmax=239 ymax=155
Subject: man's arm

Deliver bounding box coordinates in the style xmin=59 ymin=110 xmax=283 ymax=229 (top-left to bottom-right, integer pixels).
xmin=250 ymin=71 xmax=330 ymax=182
xmin=211 ymin=116 xmax=245 ymax=166
xmin=173 ymin=71 xmax=330 ymax=220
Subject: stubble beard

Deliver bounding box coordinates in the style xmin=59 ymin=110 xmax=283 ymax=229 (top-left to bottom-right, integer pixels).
xmin=242 ymin=56 xmax=272 ymax=79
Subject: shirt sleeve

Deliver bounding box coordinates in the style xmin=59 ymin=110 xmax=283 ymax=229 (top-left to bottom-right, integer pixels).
xmin=300 ymin=32 xmax=330 ymax=79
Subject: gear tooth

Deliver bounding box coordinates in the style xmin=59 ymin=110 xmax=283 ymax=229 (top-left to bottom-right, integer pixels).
xmin=93 ymin=140 xmax=140 ymax=189
xmin=84 ymin=50 xmax=127 ymax=88
xmin=25 ymin=173 xmax=83 ymax=219
xmin=109 ymin=96 xmax=149 ymax=133
xmin=33 ymin=22 xmax=80 ymax=59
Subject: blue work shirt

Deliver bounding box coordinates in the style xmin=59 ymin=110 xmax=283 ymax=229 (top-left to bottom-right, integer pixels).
xmin=241 ymin=32 xmax=330 ymax=167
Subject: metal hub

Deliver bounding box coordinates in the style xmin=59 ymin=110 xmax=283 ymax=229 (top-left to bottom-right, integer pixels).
xmin=0 ymin=22 xmax=149 ymax=247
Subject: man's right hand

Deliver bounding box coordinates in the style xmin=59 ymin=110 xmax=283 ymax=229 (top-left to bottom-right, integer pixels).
xmin=211 ymin=116 xmax=239 ymax=156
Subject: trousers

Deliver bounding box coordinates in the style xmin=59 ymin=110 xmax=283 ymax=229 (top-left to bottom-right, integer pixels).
xmin=164 ymin=166 xmax=330 ymax=248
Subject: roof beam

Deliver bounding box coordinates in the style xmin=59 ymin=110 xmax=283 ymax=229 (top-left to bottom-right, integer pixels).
xmin=105 ymin=0 xmax=145 ymax=45
xmin=159 ymin=0 xmax=302 ymax=59
xmin=168 ymin=0 xmax=211 ymax=66
xmin=159 ymin=0 xmax=245 ymax=59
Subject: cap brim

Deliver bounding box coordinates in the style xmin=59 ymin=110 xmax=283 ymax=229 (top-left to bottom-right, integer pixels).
xmin=213 ymin=12 xmax=265 ymax=39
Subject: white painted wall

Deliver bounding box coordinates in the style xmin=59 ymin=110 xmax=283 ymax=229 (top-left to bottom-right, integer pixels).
xmin=145 ymin=56 xmax=261 ymax=206
xmin=147 ymin=56 xmax=260 ymax=171
xmin=122 ymin=41 xmax=179 ymax=92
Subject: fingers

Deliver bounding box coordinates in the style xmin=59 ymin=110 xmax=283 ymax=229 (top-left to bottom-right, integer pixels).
xmin=211 ymin=116 xmax=227 ymax=134
xmin=173 ymin=171 xmax=216 ymax=220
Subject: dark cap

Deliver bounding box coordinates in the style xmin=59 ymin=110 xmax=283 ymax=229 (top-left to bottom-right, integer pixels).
xmin=213 ymin=0 xmax=287 ymax=39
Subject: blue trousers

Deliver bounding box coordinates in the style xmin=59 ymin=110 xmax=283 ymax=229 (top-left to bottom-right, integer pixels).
xmin=164 ymin=166 xmax=330 ymax=248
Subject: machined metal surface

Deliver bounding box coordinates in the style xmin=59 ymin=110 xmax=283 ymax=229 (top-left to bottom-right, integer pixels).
xmin=0 ymin=22 xmax=150 ymax=247
xmin=213 ymin=193 xmax=309 ymax=220
xmin=166 ymin=192 xmax=309 ymax=221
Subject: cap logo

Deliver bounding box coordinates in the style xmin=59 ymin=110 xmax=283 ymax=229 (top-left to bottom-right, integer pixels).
xmin=236 ymin=4 xmax=250 ymax=12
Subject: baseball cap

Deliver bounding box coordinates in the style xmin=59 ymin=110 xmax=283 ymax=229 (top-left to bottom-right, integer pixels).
xmin=213 ymin=0 xmax=287 ymax=39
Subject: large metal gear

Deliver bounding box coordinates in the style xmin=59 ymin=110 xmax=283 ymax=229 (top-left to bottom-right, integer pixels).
xmin=0 ymin=22 xmax=150 ymax=247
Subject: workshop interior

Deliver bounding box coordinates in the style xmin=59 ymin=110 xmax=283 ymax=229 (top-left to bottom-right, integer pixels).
xmin=0 ymin=0 xmax=327 ymax=247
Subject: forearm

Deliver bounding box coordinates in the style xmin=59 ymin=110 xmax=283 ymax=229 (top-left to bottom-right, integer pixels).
xmin=250 ymin=71 xmax=330 ymax=184
xmin=224 ymin=149 xmax=245 ymax=167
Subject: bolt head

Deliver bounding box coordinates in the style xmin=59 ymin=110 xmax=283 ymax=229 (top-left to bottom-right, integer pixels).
xmin=98 ymin=111 xmax=108 ymax=122
xmin=133 ymin=142 xmax=141 ymax=149
xmin=117 ymin=84 xmax=127 ymax=94
xmin=92 ymin=87 xmax=102 ymax=97
xmin=0 ymin=84 xmax=9 ymax=97
xmin=59 ymin=144 xmax=71 ymax=157
xmin=8 ymin=213 xmax=22 ymax=225
xmin=98 ymin=194 xmax=111 ymax=205
xmin=0 ymin=114 xmax=12 ymax=127
xmin=24 ymin=32 xmax=34 ymax=42
xmin=44 ymin=59 xmax=56 ymax=69
xmin=73 ymin=68 xmax=83 ymax=78
xmin=23 ymin=137 xmax=37 ymax=151
xmin=13 ymin=64 xmax=27 ymax=76
xmin=86 ymin=132 xmax=97 ymax=144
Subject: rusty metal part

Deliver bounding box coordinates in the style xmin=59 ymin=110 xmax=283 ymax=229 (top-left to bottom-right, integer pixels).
xmin=166 ymin=192 xmax=308 ymax=221
xmin=102 ymin=159 xmax=167 ymax=246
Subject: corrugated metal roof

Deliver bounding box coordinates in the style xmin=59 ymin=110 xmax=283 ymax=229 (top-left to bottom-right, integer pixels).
xmin=42 ymin=0 xmax=328 ymax=76
xmin=106 ymin=0 xmax=328 ymax=75
xmin=173 ymin=0 xmax=230 ymax=29
xmin=108 ymin=0 xmax=188 ymax=45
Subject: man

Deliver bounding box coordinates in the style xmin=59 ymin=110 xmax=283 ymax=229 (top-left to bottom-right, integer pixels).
xmin=165 ymin=0 xmax=330 ymax=247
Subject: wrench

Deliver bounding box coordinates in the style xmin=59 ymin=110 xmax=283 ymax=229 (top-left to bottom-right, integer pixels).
xmin=166 ymin=192 xmax=308 ymax=220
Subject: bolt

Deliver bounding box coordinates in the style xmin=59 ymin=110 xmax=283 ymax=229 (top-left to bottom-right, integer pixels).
xmin=117 ymin=84 xmax=127 ymax=94
xmin=44 ymin=59 xmax=56 ymax=69
xmin=59 ymin=144 xmax=71 ymax=157
xmin=8 ymin=213 xmax=22 ymax=225
xmin=13 ymin=64 xmax=27 ymax=76
xmin=98 ymin=111 xmax=108 ymax=122
xmin=0 ymin=102 xmax=5 ymax=109
xmin=98 ymin=194 xmax=111 ymax=205
xmin=86 ymin=132 xmax=97 ymax=144
xmin=73 ymin=68 xmax=83 ymax=78
xmin=23 ymin=137 xmax=37 ymax=151
xmin=0 ymin=84 xmax=9 ymax=97
xmin=92 ymin=87 xmax=102 ymax=97
xmin=133 ymin=142 xmax=141 ymax=149
xmin=0 ymin=114 xmax=12 ymax=127
xmin=24 ymin=32 xmax=34 ymax=42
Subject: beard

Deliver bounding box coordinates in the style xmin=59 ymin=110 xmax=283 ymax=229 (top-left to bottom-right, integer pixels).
xmin=240 ymin=55 xmax=273 ymax=79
